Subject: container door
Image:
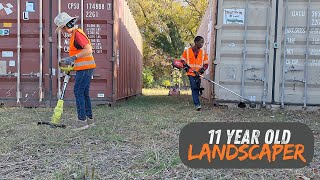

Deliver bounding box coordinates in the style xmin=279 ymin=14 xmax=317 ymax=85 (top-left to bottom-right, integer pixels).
xmin=214 ymin=0 xmax=275 ymax=105
xmin=0 ymin=0 xmax=45 ymax=107
xmin=55 ymin=0 xmax=114 ymax=104
xmin=275 ymin=0 xmax=320 ymax=106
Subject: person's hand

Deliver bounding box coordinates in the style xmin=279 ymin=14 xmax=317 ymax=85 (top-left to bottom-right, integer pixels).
xmin=198 ymin=68 xmax=205 ymax=74
xmin=58 ymin=59 xmax=67 ymax=67
xmin=183 ymin=63 xmax=190 ymax=72
xmin=194 ymin=70 xmax=200 ymax=77
xmin=60 ymin=56 xmax=77 ymax=66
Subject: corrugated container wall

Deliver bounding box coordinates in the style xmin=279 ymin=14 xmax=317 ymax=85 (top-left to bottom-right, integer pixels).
xmin=274 ymin=0 xmax=320 ymax=107
xmin=199 ymin=0 xmax=320 ymax=107
xmin=115 ymin=0 xmax=143 ymax=100
xmin=196 ymin=0 xmax=217 ymax=101
xmin=214 ymin=0 xmax=275 ymax=106
xmin=0 ymin=0 xmax=142 ymax=107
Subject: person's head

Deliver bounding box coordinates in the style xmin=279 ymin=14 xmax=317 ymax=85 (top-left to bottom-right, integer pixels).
xmin=54 ymin=12 xmax=78 ymax=34
xmin=194 ymin=36 xmax=204 ymax=49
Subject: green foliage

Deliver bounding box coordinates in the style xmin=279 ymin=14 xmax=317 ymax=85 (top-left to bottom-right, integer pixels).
xmin=128 ymin=0 xmax=209 ymax=88
xmin=172 ymin=69 xmax=182 ymax=86
xmin=161 ymin=79 xmax=171 ymax=88
xmin=143 ymin=68 xmax=154 ymax=88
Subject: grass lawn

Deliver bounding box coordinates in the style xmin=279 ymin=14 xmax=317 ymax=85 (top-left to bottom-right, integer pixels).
xmin=0 ymin=88 xmax=319 ymax=179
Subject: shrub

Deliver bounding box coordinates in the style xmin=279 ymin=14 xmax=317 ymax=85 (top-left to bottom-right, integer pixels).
xmin=143 ymin=68 xmax=154 ymax=88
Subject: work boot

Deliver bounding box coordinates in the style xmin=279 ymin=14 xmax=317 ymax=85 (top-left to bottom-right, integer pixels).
xmin=87 ymin=117 xmax=96 ymax=126
xmin=196 ymin=105 xmax=201 ymax=111
xmin=72 ymin=120 xmax=89 ymax=131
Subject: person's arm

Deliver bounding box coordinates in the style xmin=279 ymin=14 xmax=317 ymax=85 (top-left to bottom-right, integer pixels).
xmin=203 ymin=51 xmax=209 ymax=68
xmin=75 ymin=44 xmax=92 ymax=58
xmin=199 ymin=51 xmax=209 ymax=74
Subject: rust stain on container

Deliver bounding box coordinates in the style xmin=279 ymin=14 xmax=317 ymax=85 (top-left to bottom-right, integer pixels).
xmin=0 ymin=0 xmax=143 ymax=107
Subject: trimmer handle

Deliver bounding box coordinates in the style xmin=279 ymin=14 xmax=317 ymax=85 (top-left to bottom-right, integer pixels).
xmin=59 ymin=65 xmax=74 ymax=75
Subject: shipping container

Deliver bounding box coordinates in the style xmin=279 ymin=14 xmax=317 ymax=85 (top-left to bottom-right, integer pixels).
xmin=213 ymin=0 xmax=275 ymax=107
xmin=274 ymin=0 xmax=320 ymax=107
xmin=0 ymin=0 xmax=142 ymax=107
xmin=199 ymin=0 xmax=320 ymax=107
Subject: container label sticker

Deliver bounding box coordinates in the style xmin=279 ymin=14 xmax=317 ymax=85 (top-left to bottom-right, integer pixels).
xmin=223 ymin=9 xmax=245 ymax=25
xmin=26 ymin=2 xmax=35 ymax=12
xmin=107 ymin=3 xmax=112 ymax=10
xmin=23 ymin=12 xmax=29 ymax=20
xmin=97 ymin=93 xmax=105 ymax=98
xmin=2 ymin=51 xmax=13 ymax=57
xmin=9 ymin=60 xmax=15 ymax=67
xmin=0 ymin=3 xmax=13 ymax=15
xmin=0 ymin=29 xmax=9 ymax=36
xmin=3 ymin=23 xmax=12 ymax=27
xmin=0 ymin=61 xmax=6 ymax=75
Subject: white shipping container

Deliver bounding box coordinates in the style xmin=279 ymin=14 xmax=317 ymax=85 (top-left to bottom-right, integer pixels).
xmin=275 ymin=0 xmax=320 ymax=107
xmin=198 ymin=0 xmax=320 ymax=107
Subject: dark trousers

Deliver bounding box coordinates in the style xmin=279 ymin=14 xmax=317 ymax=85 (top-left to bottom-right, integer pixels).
xmin=188 ymin=75 xmax=201 ymax=106
xmin=74 ymin=69 xmax=94 ymax=120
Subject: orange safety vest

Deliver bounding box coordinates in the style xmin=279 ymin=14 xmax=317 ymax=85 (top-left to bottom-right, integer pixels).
xmin=69 ymin=28 xmax=96 ymax=71
xmin=181 ymin=47 xmax=208 ymax=76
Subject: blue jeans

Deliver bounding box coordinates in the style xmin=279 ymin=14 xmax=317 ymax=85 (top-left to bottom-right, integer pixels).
xmin=74 ymin=69 xmax=94 ymax=120
xmin=188 ymin=75 xmax=201 ymax=106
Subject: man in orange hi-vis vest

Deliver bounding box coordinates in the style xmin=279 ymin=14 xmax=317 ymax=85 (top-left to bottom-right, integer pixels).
xmin=54 ymin=12 xmax=96 ymax=130
xmin=181 ymin=36 xmax=208 ymax=111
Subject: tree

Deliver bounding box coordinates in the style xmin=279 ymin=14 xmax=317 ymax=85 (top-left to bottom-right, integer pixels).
xmin=127 ymin=0 xmax=209 ymax=87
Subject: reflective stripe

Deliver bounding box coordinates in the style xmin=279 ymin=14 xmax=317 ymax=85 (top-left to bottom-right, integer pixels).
xmin=187 ymin=49 xmax=190 ymax=64
xmin=202 ymin=49 xmax=204 ymax=66
xmin=181 ymin=57 xmax=187 ymax=61
xmin=189 ymin=64 xmax=202 ymax=68
xmin=74 ymin=59 xmax=96 ymax=67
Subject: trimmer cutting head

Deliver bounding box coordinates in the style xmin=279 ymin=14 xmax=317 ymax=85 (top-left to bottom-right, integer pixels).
xmin=37 ymin=121 xmax=66 ymax=128
xmin=238 ymin=101 xmax=256 ymax=108
xmin=249 ymin=102 xmax=257 ymax=108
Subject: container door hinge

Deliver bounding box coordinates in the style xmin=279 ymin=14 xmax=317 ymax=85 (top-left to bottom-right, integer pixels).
xmin=214 ymin=25 xmax=222 ymax=30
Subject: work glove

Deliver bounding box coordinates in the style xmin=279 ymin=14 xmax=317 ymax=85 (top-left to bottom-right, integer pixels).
xmin=59 ymin=55 xmax=77 ymax=66
xmin=198 ymin=68 xmax=205 ymax=75
xmin=193 ymin=70 xmax=200 ymax=77
xmin=183 ymin=63 xmax=190 ymax=72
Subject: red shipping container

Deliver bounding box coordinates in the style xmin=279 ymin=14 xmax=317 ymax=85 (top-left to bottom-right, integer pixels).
xmin=0 ymin=0 xmax=142 ymax=107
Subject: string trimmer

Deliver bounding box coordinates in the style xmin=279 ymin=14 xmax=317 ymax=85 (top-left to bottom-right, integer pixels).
xmin=172 ymin=59 xmax=257 ymax=108
xmin=38 ymin=65 xmax=74 ymax=128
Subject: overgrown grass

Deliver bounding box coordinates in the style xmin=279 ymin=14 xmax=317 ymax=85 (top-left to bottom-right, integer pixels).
xmin=0 ymin=88 xmax=319 ymax=179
